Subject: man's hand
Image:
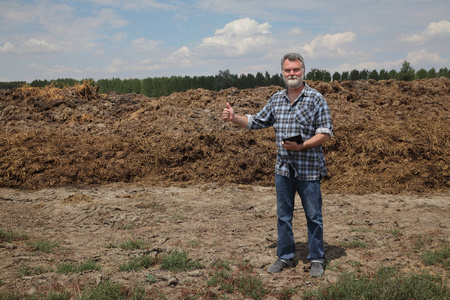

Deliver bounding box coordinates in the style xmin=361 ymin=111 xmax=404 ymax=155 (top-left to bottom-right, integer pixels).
xmin=282 ymin=140 xmax=305 ymax=151
xmin=222 ymin=102 xmax=234 ymax=122
xmin=282 ymin=133 xmax=330 ymax=151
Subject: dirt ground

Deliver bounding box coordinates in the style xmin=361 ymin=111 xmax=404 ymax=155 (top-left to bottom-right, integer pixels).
xmin=0 ymin=79 xmax=449 ymax=298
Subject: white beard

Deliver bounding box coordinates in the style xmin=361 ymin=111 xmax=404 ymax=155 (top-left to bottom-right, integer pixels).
xmin=284 ymin=75 xmax=304 ymax=89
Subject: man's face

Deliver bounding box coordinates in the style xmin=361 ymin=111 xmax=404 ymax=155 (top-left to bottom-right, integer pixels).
xmin=283 ymin=59 xmax=304 ymax=89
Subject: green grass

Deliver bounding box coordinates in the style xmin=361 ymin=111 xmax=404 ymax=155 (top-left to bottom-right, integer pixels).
xmin=105 ymin=236 xmax=148 ymax=250
xmin=207 ymin=269 xmax=267 ymax=299
xmin=210 ymin=259 xmax=232 ymax=270
xmin=278 ymin=286 xmax=298 ymax=300
xmin=118 ymin=237 xmax=147 ymax=250
xmin=349 ymin=227 xmax=372 ymax=233
xmin=233 ymin=273 xmax=267 ymax=300
xmin=207 ymin=269 xmax=234 ymax=293
xmin=0 ymin=228 xmax=28 ymax=242
xmin=0 ymin=291 xmax=71 ymax=300
xmin=340 ymin=240 xmax=367 ymax=249
xmin=119 ymin=254 xmax=156 ymax=272
xmin=160 ymin=250 xmax=203 ymax=272
xmin=388 ymin=227 xmax=402 ymax=237
xmin=79 ymin=280 xmax=146 ymax=300
xmin=303 ymin=266 xmax=449 ymax=300
xmin=27 ymin=239 xmax=59 ymax=253
xmin=145 ymin=273 xmax=157 ymax=283
xmin=56 ymin=261 xmax=100 ymax=273
xmin=18 ymin=265 xmax=52 ymax=277
xmin=421 ymin=245 xmax=449 ymax=268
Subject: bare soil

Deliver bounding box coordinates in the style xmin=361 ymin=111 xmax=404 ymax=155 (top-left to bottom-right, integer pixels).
xmin=0 ymin=79 xmax=449 ymax=298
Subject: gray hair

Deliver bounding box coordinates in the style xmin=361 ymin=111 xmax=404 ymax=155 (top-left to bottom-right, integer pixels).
xmin=281 ymin=53 xmax=305 ymax=71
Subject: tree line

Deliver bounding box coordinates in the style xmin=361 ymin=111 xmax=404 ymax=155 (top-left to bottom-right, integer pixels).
xmin=1 ymin=61 xmax=448 ymax=97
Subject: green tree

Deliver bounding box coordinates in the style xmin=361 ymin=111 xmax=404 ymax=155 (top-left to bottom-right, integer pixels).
xmin=368 ymin=70 xmax=379 ymax=80
xmin=415 ymin=69 xmax=428 ymax=79
xmin=255 ymin=72 xmax=265 ymax=86
xmin=427 ymin=68 xmax=437 ymax=78
xmin=388 ymin=69 xmax=398 ymax=79
xmin=332 ymin=71 xmax=341 ymax=81
xmin=359 ymin=69 xmax=369 ymax=80
xmin=341 ymin=71 xmax=349 ymax=81
xmin=214 ymin=69 xmax=234 ymax=90
xmin=379 ymin=69 xmax=390 ymax=80
xmin=398 ymin=61 xmax=415 ymax=81
xmin=350 ymin=69 xmax=360 ymax=81
xmin=438 ymin=67 xmax=449 ymax=78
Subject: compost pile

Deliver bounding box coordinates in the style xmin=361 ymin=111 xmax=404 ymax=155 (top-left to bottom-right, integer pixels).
xmin=0 ymin=78 xmax=449 ymax=194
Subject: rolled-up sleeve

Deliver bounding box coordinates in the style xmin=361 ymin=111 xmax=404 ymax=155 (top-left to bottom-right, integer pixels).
xmin=315 ymin=98 xmax=333 ymax=138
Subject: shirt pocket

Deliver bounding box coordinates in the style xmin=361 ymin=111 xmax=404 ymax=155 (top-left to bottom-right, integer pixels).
xmin=295 ymin=104 xmax=316 ymax=135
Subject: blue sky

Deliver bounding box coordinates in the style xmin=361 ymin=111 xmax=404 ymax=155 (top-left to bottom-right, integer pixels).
xmin=1 ymin=0 xmax=449 ymax=82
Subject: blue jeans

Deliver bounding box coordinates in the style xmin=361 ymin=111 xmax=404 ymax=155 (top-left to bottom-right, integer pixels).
xmin=275 ymin=173 xmax=324 ymax=262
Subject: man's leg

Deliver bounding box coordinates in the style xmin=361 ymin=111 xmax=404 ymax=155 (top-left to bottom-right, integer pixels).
xmin=274 ymin=174 xmax=296 ymax=261
xmin=268 ymin=174 xmax=296 ymax=273
xmin=296 ymin=180 xmax=325 ymax=276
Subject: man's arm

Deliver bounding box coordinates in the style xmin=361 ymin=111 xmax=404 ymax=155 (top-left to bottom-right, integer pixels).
xmin=222 ymin=102 xmax=248 ymax=128
xmin=282 ymin=133 xmax=330 ymax=151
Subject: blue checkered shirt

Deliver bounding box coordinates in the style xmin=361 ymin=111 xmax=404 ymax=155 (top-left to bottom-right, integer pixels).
xmin=246 ymin=84 xmax=333 ymax=181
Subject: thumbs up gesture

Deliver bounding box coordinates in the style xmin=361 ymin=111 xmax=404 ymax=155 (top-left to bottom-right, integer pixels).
xmin=222 ymin=102 xmax=234 ymax=122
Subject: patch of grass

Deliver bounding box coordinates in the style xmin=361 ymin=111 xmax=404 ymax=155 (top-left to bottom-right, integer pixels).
xmin=207 ymin=269 xmax=234 ymax=293
xmin=119 ymin=254 xmax=156 ymax=272
xmin=0 ymin=290 xmax=71 ymax=300
xmin=349 ymin=227 xmax=372 ymax=233
xmin=210 ymin=259 xmax=232 ymax=270
xmin=160 ymin=250 xmax=203 ymax=272
xmin=207 ymin=267 xmax=267 ymax=300
xmin=146 ymin=273 xmax=157 ymax=283
xmin=79 ymin=280 xmax=145 ymax=300
xmin=233 ymin=273 xmax=267 ymax=300
xmin=278 ymin=286 xmax=298 ymax=300
xmin=340 ymin=240 xmax=367 ymax=249
xmin=18 ymin=265 xmax=52 ymax=277
xmin=349 ymin=260 xmax=362 ymax=267
xmin=188 ymin=239 xmax=203 ymax=248
xmin=119 ymin=237 xmax=147 ymax=250
xmin=389 ymin=227 xmax=402 ymax=237
xmin=303 ymin=266 xmax=449 ymax=300
xmin=56 ymin=261 xmax=100 ymax=274
xmin=120 ymin=222 xmax=137 ymax=230
xmin=421 ymin=245 xmax=449 ymax=268
xmin=27 ymin=239 xmax=59 ymax=253
xmin=326 ymin=260 xmax=342 ymax=271
xmin=0 ymin=228 xmax=28 ymax=242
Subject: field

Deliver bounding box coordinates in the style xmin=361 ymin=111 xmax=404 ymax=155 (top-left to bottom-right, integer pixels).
xmin=0 ymin=78 xmax=449 ymax=299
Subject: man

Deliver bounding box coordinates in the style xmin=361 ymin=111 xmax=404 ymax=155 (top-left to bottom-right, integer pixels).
xmin=222 ymin=53 xmax=333 ymax=277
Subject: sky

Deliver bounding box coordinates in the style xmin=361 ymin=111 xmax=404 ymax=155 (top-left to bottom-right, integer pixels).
xmin=1 ymin=0 xmax=449 ymax=82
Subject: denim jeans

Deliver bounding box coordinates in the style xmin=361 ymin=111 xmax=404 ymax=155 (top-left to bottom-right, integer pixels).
xmin=275 ymin=173 xmax=324 ymax=262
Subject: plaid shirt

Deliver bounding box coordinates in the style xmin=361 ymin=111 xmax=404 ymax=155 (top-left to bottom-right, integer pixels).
xmin=246 ymin=83 xmax=333 ymax=181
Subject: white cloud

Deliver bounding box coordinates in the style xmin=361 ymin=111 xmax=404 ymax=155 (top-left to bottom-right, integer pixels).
xmin=288 ymin=28 xmax=303 ymax=35
xmin=84 ymin=0 xmax=177 ymax=11
xmin=106 ymin=58 xmax=123 ymax=73
xmin=22 ymin=38 xmax=59 ymax=53
xmin=0 ymin=42 xmax=15 ymax=53
xmin=112 ymin=32 xmax=128 ymax=42
xmin=302 ymin=32 xmax=357 ymax=58
xmin=131 ymin=38 xmax=163 ymax=52
xmin=406 ymin=49 xmax=449 ymax=66
xmin=402 ymin=20 xmax=450 ymax=43
xmin=168 ymin=46 xmax=190 ymax=59
xmin=163 ymin=46 xmax=192 ymax=68
xmin=197 ymin=18 xmax=274 ymax=57
xmin=29 ymin=62 xmax=81 ymax=76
